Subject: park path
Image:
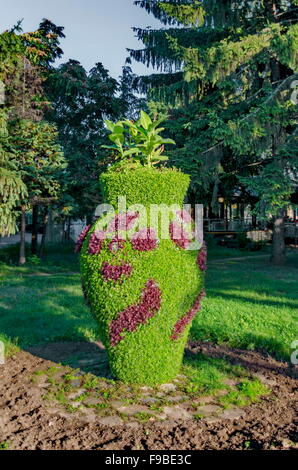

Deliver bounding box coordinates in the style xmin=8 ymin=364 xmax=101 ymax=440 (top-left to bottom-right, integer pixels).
xmin=0 ymin=233 xmax=42 ymax=248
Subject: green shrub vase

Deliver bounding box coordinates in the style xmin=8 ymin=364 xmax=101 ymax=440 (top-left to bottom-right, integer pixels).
xmin=79 ymin=167 xmax=206 ymax=385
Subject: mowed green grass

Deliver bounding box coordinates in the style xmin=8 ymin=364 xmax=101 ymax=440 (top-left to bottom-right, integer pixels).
xmin=0 ymin=243 xmax=97 ymax=351
xmin=0 ymin=267 xmax=97 ymax=349
xmin=191 ymin=250 xmax=298 ymax=360
xmin=0 ymin=243 xmax=297 ymax=362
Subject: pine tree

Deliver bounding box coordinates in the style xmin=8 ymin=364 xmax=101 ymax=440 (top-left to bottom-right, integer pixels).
xmin=118 ymin=59 xmax=146 ymax=120
xmin=0 ymin=32 xmax=28 ymax=237
xmin=0 ymin=109 xmax=27 ymax=236
xmin=131 ymin=0 xmax=298 ymax=264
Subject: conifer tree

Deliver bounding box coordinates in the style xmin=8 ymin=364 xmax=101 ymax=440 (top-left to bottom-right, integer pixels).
xmin=0 ymin=31 xmax=29 ymax=237
xmin=131 ymin=0 xmax=298 ymax=264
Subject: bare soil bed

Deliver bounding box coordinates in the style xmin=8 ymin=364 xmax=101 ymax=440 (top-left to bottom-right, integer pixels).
xmin=0 ymin=341 xmax=297 ymax=450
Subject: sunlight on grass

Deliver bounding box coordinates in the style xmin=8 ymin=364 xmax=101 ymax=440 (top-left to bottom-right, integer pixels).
xmin=182 ymin=353 xmax=249 ymax=394
xmin=0 ymin=264 xmax=98 ymax=347
xmin=219 ymin=380 xmax=270 ymax=408
xmin=0 ymin=244 xmax=297 ymax=362
xmin=0 ymin=333 xmax=19 ymax=357
xmin=191 ymin=252 xmax=298 ymax=360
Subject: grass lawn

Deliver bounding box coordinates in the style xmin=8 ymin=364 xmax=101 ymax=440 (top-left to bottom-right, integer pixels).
xmin=207 ymin=245 xmax=270 ymax=260
xmin=0 ymin=243 xmax=96 ymax=353
xmin=191 ymin=248 xmax=298 ymax=360
xmin=0 ymin=242 xmax=297 ymax=363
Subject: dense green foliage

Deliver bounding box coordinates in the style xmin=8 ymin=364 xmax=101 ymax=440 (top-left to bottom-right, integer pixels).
xmin=80 ymin=167 xmax=203 ymax=384
xmin=45 ymin=60 xmax=122 ymax=219
xmin=0 ymin=19 xmax=142 ymax=255
xmin=0 ymin=109 xmax=28 ymax=236
xmin=45 ymin=61 xmax=144 ymax=220
xmin=100 ymin=165 xmax=189 ymax=207
xmin=0 ymin=33 xmax=29 ymax=236
xmin=131 ymin=1 xmax=298 ymax=248
xmin=0 ymin=25 xmax=65 ymax=239
xmin=8 ymin=119 xmax=65 ymax=205
xmin=103 ymin=111 xmax=175 ymax=166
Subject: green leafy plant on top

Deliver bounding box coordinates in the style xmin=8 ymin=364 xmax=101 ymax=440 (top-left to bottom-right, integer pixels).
xmin=102 ymin=120 xmax=141 ymax=161
xmin=102 ymin=111 xmax=175 ymax=167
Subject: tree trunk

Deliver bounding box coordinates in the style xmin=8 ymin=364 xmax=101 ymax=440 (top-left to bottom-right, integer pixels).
xmin=86 ymin=214 xmax=93 ymax=226
xmin=19 ymin=207 xmax=26 ymax=265
xmin=220 ymin=203 xmax=225 ymax=220
xmin=224 ymin=205 xmax=228 ymax=230
xmin=271 ymin=210 xmax=286 ymax=265
xmin=31 ymin=204 xmax=39 ymax=255
xmin=67 ymin=217 xmax=71 ymax=242
xmin=270 ymin=50 xmax=286 ymax=264
xmin=39 ymin=209 xmax=49 ymax=259
xmin=208 ymin=204 xmax=217 ymax=220
xmin=252 ymin=214 xmax=257 ymax=229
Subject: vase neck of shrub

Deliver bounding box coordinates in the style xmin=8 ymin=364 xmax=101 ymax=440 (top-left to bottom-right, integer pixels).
xmin=100 ymin=165 xmax=189 ymax=208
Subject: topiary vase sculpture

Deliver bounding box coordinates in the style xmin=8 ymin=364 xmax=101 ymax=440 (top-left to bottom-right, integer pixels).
xmin=78 ymin=165 xmax=206 ymax=385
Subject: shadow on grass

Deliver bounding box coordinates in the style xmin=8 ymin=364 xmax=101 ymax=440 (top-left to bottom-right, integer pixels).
xmin=1 ymin=251 xmax=297 ymax=376
xmin=191 ymin=254 xmax=298 ymax=361
xmin=187 ymin=341 xmax=298 ymax=380
xmin=191 ymin=325 xmax=293 ymax=358
xmin=0 ymin=242 xmax=78 ymax=270
xmin=0 ymin=273 xmax=98 ymax=349
xmin=26 ymin=341 xmax=114 ymax=379
xmin=209 ymin=291 xmax=298 ymax=310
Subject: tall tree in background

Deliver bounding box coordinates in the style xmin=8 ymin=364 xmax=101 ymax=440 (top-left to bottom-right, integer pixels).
xmin=118 ymin=59 xmax=146 ymax=119
xmin=8 ymin=120 xmax=65 ymax=263
xmin=45 ymin=60 xmax=143 ymax=221
xmin=131 ymin=0 xmax=298 ymax=264
xmin=0 ymin=111 xmax=28 ymax=237
xmin=0 ymin=21 xmax=65 ymax=262
xmin=0 ymin=31 xmax=28 ymax=236
xmin=1 ymin=17 xmax=145 ymax=261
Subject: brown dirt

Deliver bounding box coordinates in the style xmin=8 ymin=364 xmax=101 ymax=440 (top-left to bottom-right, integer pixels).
xmin=0 ymin=341 xmax=297 ymax=450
